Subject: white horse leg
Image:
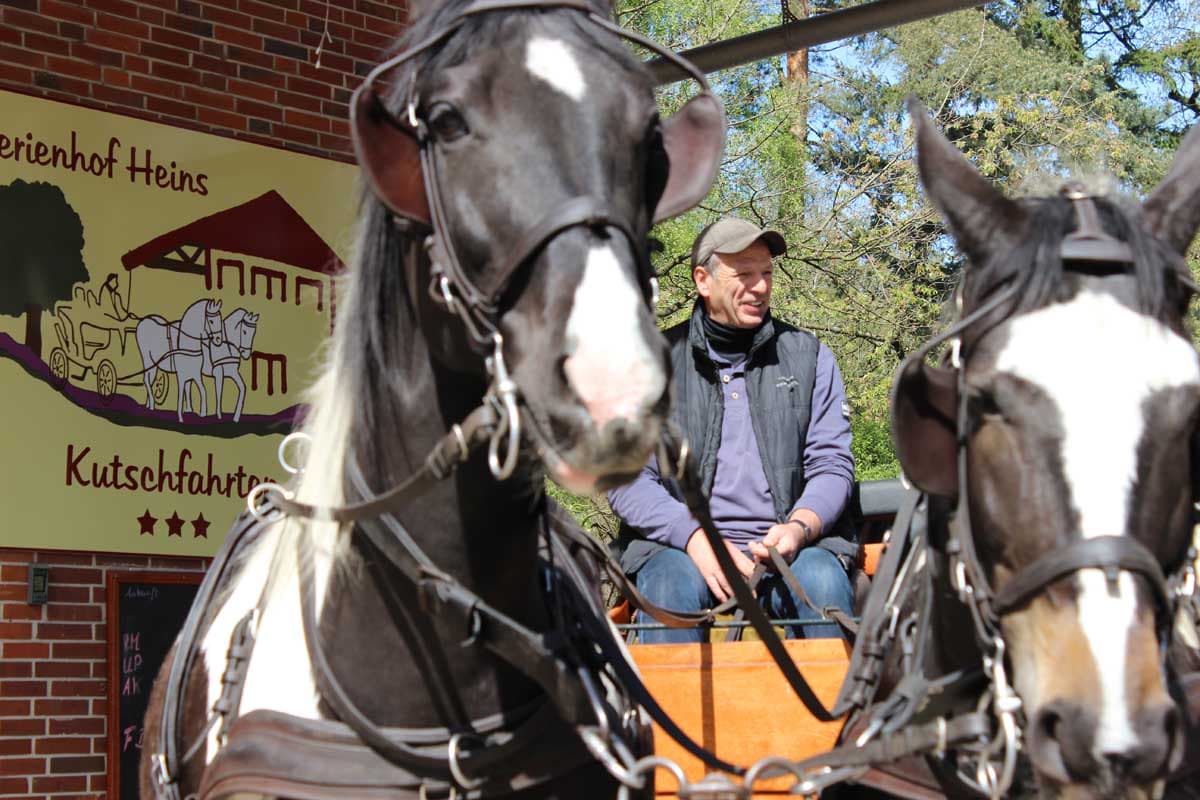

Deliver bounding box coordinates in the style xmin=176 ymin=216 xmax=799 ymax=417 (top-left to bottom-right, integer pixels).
xmin=177 ymin=374 xmax=186 ymax=422
xmin=213 ymin=370 xmax=223 ymax=420
xmin=144 ymin=367 xmax=156 ymax=410
xmin=232 ymin=370 xmax=245 ymax=423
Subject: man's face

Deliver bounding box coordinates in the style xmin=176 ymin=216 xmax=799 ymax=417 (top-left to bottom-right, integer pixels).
xmin=694 ymin=240 xmax=773 ymax=329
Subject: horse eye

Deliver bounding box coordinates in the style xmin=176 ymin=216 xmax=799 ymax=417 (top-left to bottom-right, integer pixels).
xmin=427 ymin=104 xmax=468 ymax=142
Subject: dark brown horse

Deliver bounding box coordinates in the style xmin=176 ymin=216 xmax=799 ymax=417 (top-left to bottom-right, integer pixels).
xmin=834 ymin=105 xmax=1200 ymax=800
xmin=138 ymin=2 xmax=724 ymax=798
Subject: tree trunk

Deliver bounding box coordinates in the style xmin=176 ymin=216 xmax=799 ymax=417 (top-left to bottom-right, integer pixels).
xmin=24 ymin=304 xmax=42 ymax=359
xmin=785 ymin=0 xmax=811 ymax=144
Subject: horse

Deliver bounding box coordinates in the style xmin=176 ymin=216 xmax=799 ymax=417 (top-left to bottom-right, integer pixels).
xmin=827 ymin=103 xmax=1200 ymax=800
xmin=202 ymin=309 xmax=258 ymax=423
xmin=136 ymin=298 xmax=224 ymax=420
xmin=138 ymin=1 xmax=724 ymax=798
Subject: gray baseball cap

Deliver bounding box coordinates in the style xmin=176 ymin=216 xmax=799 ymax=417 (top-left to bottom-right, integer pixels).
xmin=690 ymin=217 xmax=787 ymax=268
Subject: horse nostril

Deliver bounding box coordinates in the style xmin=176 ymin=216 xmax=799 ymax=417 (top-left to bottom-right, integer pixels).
xmin=1026 ymin=703 xmax=1075 ymax=784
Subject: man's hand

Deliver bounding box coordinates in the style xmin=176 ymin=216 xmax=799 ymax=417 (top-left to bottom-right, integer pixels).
xmin=748 ymin=510 xmax=822 ymax=566
xmin=685 ymin=529 xmax=756 ymax=603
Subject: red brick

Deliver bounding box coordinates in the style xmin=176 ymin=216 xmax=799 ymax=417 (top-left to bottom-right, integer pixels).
xmin=140 ymin=41 xmax=190 ymax=65
xmin=36 ymin=623 xmax=93 ymax=641
xmin=91 ymin=697 xmax=107 ymax=715
xmin=85 ymin=27 xmax=141 ymax=55
xmin=149 ymin=25 xmax=202 ymax=52
xmin=3 ymin=642 xmax=49 ymax=659
xmin=1 ymin=605 xmax=43 ymax=622
xmin=34 ymin=699 xmax=87 ymax=716
xmin=198 ymin=107 xmax=247 ymax=130
xmin=0 ymin=623 xmax=33 ymax=640
xmin=192 ymin=53 xmax=238 ymax=78
xmin=96 ymin=11 xmax=150 ymax=38
xmin=0 ymin=717 xmax=44 ymax=736
xmin=49 ymin=755 xmax=104 ymax=773
xmin=42 ymin=567 xmax=101 ymax=585
xmin=45 ymin=55 xmax=103 ymax=82
xmin=343 ymin=10 xmax=365 ymax=28
xmin=147 ymin=95 xmax=197 ymax=119
xmin=228 ymin=77 xmax=274 ymax=102
xmin=131 ymin=73 xmax=183 ymax=99
xmin=318 ymin=132 xmax=351 ymax=155
xmin=235 ymin=97 xmax=282 ymax=122
xmin=227 ymin=44 xmax=274 ymax=69
xmin=42 ymin=0 xmax=94 ymax=26
xmin=286 ymin=74 xmax=329 ymax=98
xmin=32 ymin=774 xmax=86 ymax=792
xmin=24 ymin=30 xmax=73 ymax=56
xmin=315 ymin=51 xmax=353 ymax=74
xmin=92 ymin=554 xmax=149 ymax=568
xmin=284 ymin=108 xmax=330 ymax=132
xmin=184 ymin=85 xmax=235 ymax=111
xmin=274 ymin=55 xmax=298 ymax=74
xmin=90 ymin=772 xmax=105 ymax=790
xmin=91 ymin=661 xmax=107 ymax=680
xmin=38 ymin=553 xmax=94 ymax=566
xmin=34 ymin=737 xmax=92 ymax=755
xmin=35 ymin=662 xmax=91 ymax=679
xmin=0 ymin=757 xmax=46 ymax=776
xmin=0 ymin=45 xmax=45 ymax=70
xmin=352 ymin=25 xmax=392 ymax=50
xmin=300 ymin=0 xmax=342 ymax=20
xmin=0 ymin=586 xmax=23 ymax=602
xmin=89 ymin=0 xmax=140 ymax=16
xmin=2 ymin=8 xmax=60 ymax=35
xmin=46 ymin=604 xmax=101 ymax=623
xmin=357 ymin=0 xmax=399 ymax=22
xmin=49 ymin=680 xmax=105 ymax=698
xmin=0 ymin=739 xmax=31 ymax=756
xmin=203 ymin=5 xmax=253 ymax=28
xmin=275 ymin=123 xmax=319 ymax=146
xmin=0 ymin=699 xmax=30 ymax=716
xmin=48 ymin=717 xmax=103 ymax=735
xmin=139 ymin=5 xmax=167 ymax=26
xmin=213 ymin=24 xmax=262 ymax=50
xmin=199 ymin=71 xmax=226 ymax=91
xmin=52 ymin=642 xmax=103 ymax=660
xmin=149 ymin=59 xmax=192 ymax=83
xmin=239 ymin=0 xmax=287 ymax=23
xmin=45 ymin=585 xmax=89 ymax=604
xmin=0 ymin=662 xmax=31 ymax=678
xmin=0 ymin=680 xmax=45 ymax=697
xmin=278 ymin=89 xmax=321 ymax=113
xmin=0 ymin=778 xmax=28 ymax=794
xmin=253 ymin=17 xmax=301 ymax=43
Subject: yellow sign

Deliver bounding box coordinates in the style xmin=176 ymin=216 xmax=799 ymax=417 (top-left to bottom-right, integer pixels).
xmin=0 ymin=90 xmax=358 ymax=555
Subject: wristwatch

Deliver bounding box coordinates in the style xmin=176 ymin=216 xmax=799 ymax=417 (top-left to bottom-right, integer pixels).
xmin=787 ymin=518 xmax=813 ymax=545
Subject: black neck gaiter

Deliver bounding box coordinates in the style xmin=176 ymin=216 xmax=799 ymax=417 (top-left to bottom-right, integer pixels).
xmin=701 ymin=310 xmax=762 ymax=364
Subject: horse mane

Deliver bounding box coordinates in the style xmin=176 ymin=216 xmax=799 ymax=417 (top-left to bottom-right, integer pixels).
xmin=962 ymin=192 xmax=1195 ymax=329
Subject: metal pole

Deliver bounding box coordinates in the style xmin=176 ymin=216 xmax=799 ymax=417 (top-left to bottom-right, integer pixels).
xmin=650 ymin=0 xmax=991 ymax=85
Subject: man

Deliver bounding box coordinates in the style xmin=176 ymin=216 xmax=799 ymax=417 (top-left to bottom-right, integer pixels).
xmin=608 ymin=217 xmax=856 ymax=643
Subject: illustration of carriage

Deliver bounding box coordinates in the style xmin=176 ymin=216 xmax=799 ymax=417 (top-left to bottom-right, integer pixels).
xmin=47 ymin=283 xmax=169 ymax=406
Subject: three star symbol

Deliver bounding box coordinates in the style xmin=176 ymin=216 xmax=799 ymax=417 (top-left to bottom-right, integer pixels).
xmin=135 ymin=511 xmax=211 ymax=538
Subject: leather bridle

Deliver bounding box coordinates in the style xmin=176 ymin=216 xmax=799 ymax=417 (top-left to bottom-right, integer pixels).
xmin=880 ymin=184 xmax=1200 ymax=797
xmin=349 ymin=0 xmax=726 ymax=481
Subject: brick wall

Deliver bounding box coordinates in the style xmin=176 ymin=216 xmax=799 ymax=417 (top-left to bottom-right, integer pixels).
xmin=0 ymin=550 xmax=208 ymax=799
xmin=0 ymin=0 xmax=410 ymax=163
xmin=0 ymin=1 xmax=409 ymax=796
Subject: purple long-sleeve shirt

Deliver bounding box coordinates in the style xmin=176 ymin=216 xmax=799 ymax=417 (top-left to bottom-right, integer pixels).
xmin=608 ymin=342 xmax=854 ymax=552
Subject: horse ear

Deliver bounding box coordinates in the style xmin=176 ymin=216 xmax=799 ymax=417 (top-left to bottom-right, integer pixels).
xmin=1142 ymin=124 xmax=1200 ymax=256
xmin=909 ymin=97 xmax=1026 ymax=266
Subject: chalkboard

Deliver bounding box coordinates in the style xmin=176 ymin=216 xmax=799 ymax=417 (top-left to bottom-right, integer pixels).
xmin=106 ymin=572 xmax=202 ymax=800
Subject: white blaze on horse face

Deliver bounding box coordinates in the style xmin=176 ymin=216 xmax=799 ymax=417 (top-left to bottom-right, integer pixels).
xmin=994 ymin=289 xmax=1200 ymax=756
xmin=563 ymin=245 xmax=663 ymax=430
xmin=524 ymin=37 xmax=585 ymax=101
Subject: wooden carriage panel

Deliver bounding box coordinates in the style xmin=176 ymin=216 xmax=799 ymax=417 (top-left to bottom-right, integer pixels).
xmin=629 ymin=638 xmax=850 ymax=795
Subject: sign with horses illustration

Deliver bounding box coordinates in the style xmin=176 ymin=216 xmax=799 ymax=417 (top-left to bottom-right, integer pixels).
xmin=0 ymin=89 xmax=357 ymax=555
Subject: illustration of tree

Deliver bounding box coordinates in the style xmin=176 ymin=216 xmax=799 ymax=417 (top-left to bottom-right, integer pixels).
xmin=0 ymin=180 xmax=89 ymax=359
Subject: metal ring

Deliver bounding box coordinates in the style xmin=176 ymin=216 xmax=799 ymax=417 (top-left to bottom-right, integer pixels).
xmin=246 ymin=482 xmax=290 ymax=521
xmin=447 ymin=733 xmax=485 ymax=791
xmin=277 ymin=432 xmax=312 ymax=475
xmin=744 ymin=755 xmax=808 ymax=788
xmin=578 ymin=727 xmax=643 ymax=789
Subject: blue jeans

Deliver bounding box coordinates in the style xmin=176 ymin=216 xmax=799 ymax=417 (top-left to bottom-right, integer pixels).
xmin=633 ymin=546 xmax=853 ymax=644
